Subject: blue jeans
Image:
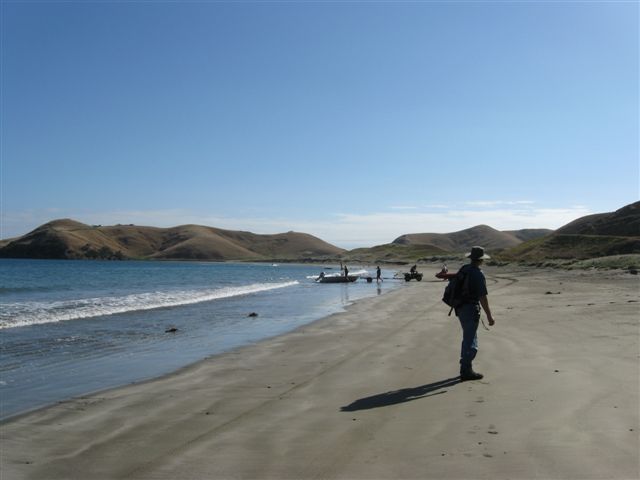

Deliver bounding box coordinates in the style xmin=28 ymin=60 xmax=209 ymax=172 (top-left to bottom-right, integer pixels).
xmin=457 ymin=303 xmax=480 ymax=371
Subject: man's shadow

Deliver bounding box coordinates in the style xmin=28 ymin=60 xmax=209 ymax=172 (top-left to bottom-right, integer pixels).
xmin=340 ymin=377 xmax=460 ymax=412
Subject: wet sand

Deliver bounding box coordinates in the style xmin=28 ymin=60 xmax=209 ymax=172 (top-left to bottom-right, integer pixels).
xmin=1 ymin=267 xmax=638 ymax=479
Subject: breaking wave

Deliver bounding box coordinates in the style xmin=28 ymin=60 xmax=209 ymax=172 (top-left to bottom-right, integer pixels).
xmin=0 ymin=281 xmax=298 ymax=329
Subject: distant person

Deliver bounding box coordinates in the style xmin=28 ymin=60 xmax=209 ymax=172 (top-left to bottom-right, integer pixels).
xmin=456 ymin=246 xmax=495 ymax=381
xmin=344 ymin=265 xmax=349 ymax=277
xmin=436 ymin=264 xmax=457 ymax=281
xmin=410 ymin=264 xmax=417 ymax=274
xmin=376 ymin=266 xmax=382 ymax=283
xmin=317 ymin=271 xmax=325 ymax=281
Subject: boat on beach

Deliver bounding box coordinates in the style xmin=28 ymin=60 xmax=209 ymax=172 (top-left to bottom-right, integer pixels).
xmin=309 ymin=269 xmax=368 ymax=283
xmin=315 ymin=274 xmax=359 ymax=283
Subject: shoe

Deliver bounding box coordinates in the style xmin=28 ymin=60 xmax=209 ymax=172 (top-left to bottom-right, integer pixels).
xmin=460 ymin=369 xmax=484 ymax=381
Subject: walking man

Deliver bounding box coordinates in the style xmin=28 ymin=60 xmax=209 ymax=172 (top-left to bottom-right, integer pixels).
xmin=457 ymin=246 xmax=495 ymax=381
xmin=376 ymin=266 xmax=382 ymax=283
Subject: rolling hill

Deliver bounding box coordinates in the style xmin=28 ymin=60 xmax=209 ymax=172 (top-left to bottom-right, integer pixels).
xmin=341 ymin=225 xmax=552 ymax=263
xmin=0 ymin=219 xmax=345 ymax=261
xmin=504 ymin=229 xmax=556 ymax=242
xmin=392 ymin=225 xmax=552 ymax=252
xmin=498 ymin=201 xmax=640 ymax=262
xmin=341 ymin=243 xmax=449 ymax=264
xmin=555 ymin=201 xmax=640 ymax=236
xmin=3 ymin=202 xmax=636 ymax=264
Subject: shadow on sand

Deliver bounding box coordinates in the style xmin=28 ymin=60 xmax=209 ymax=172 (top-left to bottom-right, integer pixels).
xmin=340 ymin=377 xmax=461 ymax=412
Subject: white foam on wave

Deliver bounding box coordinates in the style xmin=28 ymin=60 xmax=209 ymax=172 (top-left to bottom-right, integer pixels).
xmin=0 ymin=281 xmax=299 ymax=329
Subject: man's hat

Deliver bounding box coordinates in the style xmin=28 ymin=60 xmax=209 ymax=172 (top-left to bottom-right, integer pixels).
xmin=466 ymin=246 xmax=490 ymax=260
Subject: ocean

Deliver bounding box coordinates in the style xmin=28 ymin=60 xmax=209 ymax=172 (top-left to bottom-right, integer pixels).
xmin=0 ymin=259 xmax=400 ymax=419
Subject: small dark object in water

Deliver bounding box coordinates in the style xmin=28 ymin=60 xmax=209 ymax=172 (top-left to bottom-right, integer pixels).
xmin=165 ymin=327 xmax=178 ymax=333
xmin=629 ymin=268 xmax=638 ymax=275
xmin=366 ymin=277 xmax=373 ymax=283
xmin=248 ymin=312 xmax=258 ymax=317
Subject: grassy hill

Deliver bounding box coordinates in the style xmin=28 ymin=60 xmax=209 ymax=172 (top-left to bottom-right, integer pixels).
xmin=498 ymin=202 xmax=640 ymax=265
xmin=504 ymin=229 xmax=555 ymax=242
xmin=339 ymin=226 xmax=552 ymax=264
xmin=4 ymin=202 xmax=636 ymax=266
xmin=498 ymin=234 xmax=640 ymax=261
xmin=340 ymin=243 xmax=449 ymax=264
xmin=555 ymin=201 xmax=639 ymax=236
xmin=392 ymin=225 xmax=552 ymax=252
xmin=0 ymin=219 xmax=345 ymax=261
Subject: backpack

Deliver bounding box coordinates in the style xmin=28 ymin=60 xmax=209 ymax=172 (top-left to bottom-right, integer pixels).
xmin=442 ymin=265 xmax=470 ymax=316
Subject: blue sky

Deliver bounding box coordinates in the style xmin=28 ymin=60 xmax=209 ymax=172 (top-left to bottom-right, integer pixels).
xmin=2 ymin=1 xmax=638 ymax=248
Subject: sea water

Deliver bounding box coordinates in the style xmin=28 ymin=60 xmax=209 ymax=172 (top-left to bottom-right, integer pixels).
xmin=0 ymin=259 xmax=400 ymax=419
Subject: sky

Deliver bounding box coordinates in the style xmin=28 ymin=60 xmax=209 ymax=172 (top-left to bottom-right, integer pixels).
xmin=1 ymin=1 xmax=638 ymax=249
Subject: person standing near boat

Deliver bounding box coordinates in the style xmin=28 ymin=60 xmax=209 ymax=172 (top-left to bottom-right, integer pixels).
xmin=376 ymin=266 xmax=382 ymax=283
xmin=344 ymin=264 xmax=349 ymax=278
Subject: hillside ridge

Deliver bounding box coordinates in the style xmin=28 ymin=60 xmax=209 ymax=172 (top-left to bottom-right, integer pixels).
xmin=0 ymin=220 xmax=344 ymax=261
xmin=2 ymin=202 xmax=637 ymax=263
xmin=499 ymin=201 xmax=640 ymax=262
xmin=392 ymin=224 xmax=552 ymax=251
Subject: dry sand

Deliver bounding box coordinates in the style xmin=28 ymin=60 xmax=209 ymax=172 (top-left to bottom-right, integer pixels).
xmin=1 ymin=267 xmax=638 ymax=479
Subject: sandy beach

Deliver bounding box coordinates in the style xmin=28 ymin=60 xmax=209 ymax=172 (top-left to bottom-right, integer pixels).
xmin=1 ymin=266 xmax=638 ymax=480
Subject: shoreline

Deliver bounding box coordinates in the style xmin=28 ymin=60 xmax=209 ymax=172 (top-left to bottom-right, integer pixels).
xmin=1 ymin=265 xmax=406 ymax=422
xmin=2 ymin=266 xmax=638 ymax=479
xmin=1 ymin=277 xmax=404 ymax=424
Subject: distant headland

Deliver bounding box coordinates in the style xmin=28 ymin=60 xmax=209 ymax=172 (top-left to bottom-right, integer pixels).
xmin=1 ymin=201 xmax=638 ymax=266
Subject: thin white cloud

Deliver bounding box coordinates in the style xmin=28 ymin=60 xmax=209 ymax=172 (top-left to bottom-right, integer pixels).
xmin=465 ymin=200 xmax=535 ymax=207
xmin=389 ymin=205 xmax=419 ymax=210
xmin=317 ymin=205 xmax=591 ymax=247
